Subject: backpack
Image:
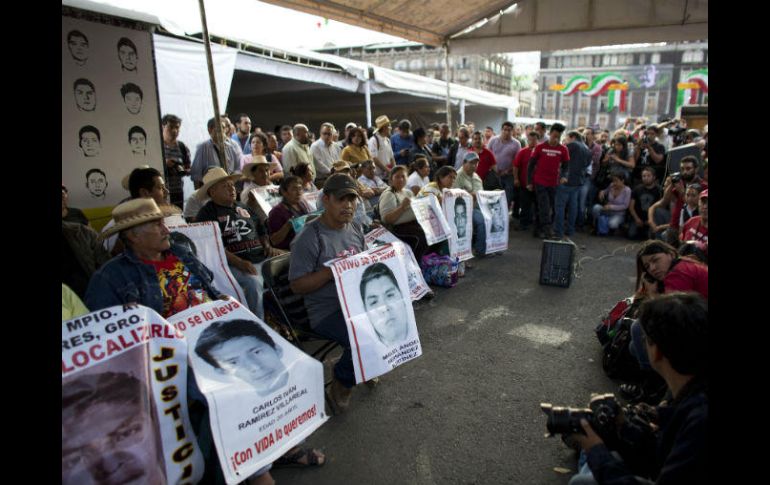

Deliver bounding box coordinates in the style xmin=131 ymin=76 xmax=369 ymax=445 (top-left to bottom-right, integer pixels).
xmin=595 ymin=297 xmax=635 ymax=346
xmin=420 ymin=253 xmax=459 ymax=288
xmin=601 ymin=317 xmax=646 ymax=382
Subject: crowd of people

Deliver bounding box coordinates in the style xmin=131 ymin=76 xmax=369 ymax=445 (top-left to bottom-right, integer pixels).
xmin=62 ymin=111 xmax=708 ymax=484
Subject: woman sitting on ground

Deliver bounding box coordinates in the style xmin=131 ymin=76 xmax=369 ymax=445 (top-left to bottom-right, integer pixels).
xmin=406 ymin=157 xmax=431 ymax=195
xmin=340 ymin=127 xmax=372 ymax=165
xmin=591 ymin=172 xmax=631 ymax=234
xmin=418 ymin=166 xmax=457 ymax=203
xmin=267 ymin=176 xmax=310 ymax=250
xmin=379 ymin=165 xmax=429 ymax=259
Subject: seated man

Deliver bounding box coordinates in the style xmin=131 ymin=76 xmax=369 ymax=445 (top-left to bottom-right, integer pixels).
xmin=63 ymin=217 xmax=111 ymax=300
xmin=567 ymin=292 xmax=707 ymax=485
xmin=85 ymin=198 xmax=223 ymax=318
xmin=195 ymin=167 xmax=283 ymax=319
xmin=288 ymin=173 xmax=369 ymax=413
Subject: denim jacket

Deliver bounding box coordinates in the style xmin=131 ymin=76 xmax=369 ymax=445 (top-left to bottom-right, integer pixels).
xmin=85 ymin=242 xmax=222 ymax=314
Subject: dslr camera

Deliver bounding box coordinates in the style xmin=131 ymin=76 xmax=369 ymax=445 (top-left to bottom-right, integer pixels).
xmin=669 ymin=172 xmax=682 ymax=183
xmin=540 ymin=393 xmax=621 ymax=440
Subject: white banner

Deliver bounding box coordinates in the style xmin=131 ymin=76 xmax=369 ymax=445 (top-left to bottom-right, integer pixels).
xmin=62 ymin=17 xmax=163 ymax=211
xmin=174 ymin=299 xmax=327 ymax=484
xmin=329 ymin=242 xmax=422 ymax=384
xmin=166 ymin=221 xmax=247 ymax=304
xmin=441 ymin=189 xmax=474 ymax=262
xmin=411 ymin=194 xmax=452 ymax=245
xmin=364 ymin=227 xmax=430 ymax=301
xmin=62 ymin=305 xmax=204 ymax=485
xmin=300 ymin=190 xmax=322 ymax=212
xmin=477 ymin=190 xmax=509 ymax=254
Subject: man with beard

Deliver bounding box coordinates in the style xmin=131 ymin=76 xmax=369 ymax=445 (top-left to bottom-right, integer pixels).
xmin=647 ymin=156 xmax=705 ymax=242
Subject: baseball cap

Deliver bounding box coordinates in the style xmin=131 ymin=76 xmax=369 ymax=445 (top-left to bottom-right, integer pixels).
xmin=463 ymin=152 xmax=480 ymax=163
xmin=323 ymin=173 xmax=359 ymax=198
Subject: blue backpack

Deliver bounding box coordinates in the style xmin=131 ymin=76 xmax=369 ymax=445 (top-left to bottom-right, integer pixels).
xmin=596 ymin=213 xmax=610 ymax=236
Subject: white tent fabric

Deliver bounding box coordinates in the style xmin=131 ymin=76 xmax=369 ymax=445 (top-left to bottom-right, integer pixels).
xmin=153 ymin=35 xmax=239 ymax=151
xmin=234 ymin=53 xmax=360 ymax=93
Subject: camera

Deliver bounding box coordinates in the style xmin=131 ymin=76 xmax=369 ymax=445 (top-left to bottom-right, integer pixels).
xmin=670 ymin=172 xmax=682 ymax=183
xmin=540 ymin=393 xmax=621 ymax=439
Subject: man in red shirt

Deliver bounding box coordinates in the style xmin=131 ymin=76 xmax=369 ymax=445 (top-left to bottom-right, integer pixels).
xmin=680 ymin=189 xmax=708 ymax=257
xmin=527 ymin=123 xmax=570 ymax=239
xmin=513 ymin=131 xmax=538 ymax=231
xmin=470 ymin=130 xmax=497 ymax=181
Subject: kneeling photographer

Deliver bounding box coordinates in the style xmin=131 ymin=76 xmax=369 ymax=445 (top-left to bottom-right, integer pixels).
xmin=543 ymin=293 xmax=707 ymax=484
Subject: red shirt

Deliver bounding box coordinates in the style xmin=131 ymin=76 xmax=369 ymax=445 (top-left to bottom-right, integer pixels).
xmin=474 ymin=147 xmax=497 ymax=180
xmin=664 ymin=259 xmax=708 ymax=300
xmin=530 ymin=141 xmax=570 ymax=187
xmin=513 ymin=146 xmax=533 ymax=186
xmin=670 ymin=179 xmax=707 ymax=229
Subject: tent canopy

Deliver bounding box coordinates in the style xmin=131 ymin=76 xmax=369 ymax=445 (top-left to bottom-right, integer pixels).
xmin=259 ymin=0 xmax=707 ymax=53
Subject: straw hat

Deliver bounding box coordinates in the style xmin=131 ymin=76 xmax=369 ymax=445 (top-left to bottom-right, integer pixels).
xmin=375 ymin=115 xmax=390 ymax=130
xmin=195 ymin=167 xmax=241 ymax=200
xmin=332 ymin=161 xmax=351 ymax=173
xmin=242 ymin=156 xmax=271 ymax=181
xmin=100 ymin=198 xmax=168 ymax=239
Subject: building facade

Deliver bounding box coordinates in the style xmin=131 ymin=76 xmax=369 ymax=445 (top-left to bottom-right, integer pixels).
xmin=317 ymin=42 xmax=514 ymax=96
xmin=536 ymin=41 xmax=708 ymax=130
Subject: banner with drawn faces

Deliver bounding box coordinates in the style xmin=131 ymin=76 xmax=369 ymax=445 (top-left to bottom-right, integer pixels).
xmin=441 ymin=189 xmax=474 ymax=262
xmin=477 ymin=190 xmax=509 ymax=254
xmin=364 ymin=227 xmax=430 ymax=301
xmin=328 ymin=242 xmax=422 ymax=384
xmin=177 ymin=299 xmax=327 ymax=484
xmin=411 ymin=194 xmax=452 ymax=245
xmin=62 ymin=16 xmax=163 ymax=210
xmin=62 ymin=305 xmax=204 ymax=485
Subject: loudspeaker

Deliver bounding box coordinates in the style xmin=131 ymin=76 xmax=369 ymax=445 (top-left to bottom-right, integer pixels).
xmin=539 ymin=240 xmax=575 ymax=288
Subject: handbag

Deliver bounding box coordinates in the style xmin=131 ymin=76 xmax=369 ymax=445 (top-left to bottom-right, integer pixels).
xmin=419 ymin=253 xmax=459 ymax=288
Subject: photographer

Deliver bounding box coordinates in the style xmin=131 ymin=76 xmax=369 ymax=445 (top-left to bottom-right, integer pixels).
xmin=646 ymin=156 xmax=704 ymax=243
xmin=633 ymin=125 xmax=666 ymax=186
xmin=566 ymin=293 xmax=708 ymax=485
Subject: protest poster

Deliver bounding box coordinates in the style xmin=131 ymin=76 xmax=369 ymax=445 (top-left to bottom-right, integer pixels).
xmin=249 ymin=186 xmax=282 ymax=221
xmin=174 ymin=298 xmax=327 ymax=483
xmin=477 ymin=190 xmax=509 ymax=254
xmin=300 ymin=190 xmax=322 ymax=212
xmin=364 ymin=227 xmax=430 ymax=300
xmin=166 ymin=221 xmax=247 ymax=304
xmin=411 ymin=194 xmax=451 ymax=245
xmin=62 ymin=305 xmax=204 ymax=485
xmin=441 ymin=189 xmax=474 ymax=261
xmin=329 ymin=242 xmax=422 ymax=384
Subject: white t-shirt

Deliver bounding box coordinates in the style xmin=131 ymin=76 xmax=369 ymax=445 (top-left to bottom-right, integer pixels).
xmin=368 ymin=133 xmax=394 ymax=178
xmin=407 ymin=171 xmax=429 ymax=191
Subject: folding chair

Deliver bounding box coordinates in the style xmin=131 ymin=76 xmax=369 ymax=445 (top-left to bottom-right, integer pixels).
xmin=261 ymin=253 xmax=340 ymax=364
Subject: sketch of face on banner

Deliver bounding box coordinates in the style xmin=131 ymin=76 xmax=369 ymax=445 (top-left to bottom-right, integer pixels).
xmin=329 ymin=242 xmax=422 ymax=384
xmin=441 ymin=189 xmax=474 ymax=261
xmin=62 ymin=349 xmax=165 ymax=485
xmin=477 ymin=190 xmax=509 ymax=255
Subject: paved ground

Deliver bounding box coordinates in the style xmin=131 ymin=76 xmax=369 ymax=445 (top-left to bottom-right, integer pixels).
xmin=273 ymin=227 xmax=643 ymax=485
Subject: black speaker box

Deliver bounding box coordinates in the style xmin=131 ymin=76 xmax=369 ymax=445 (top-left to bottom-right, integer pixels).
xmin=539 ymin=240 xmax=575 ymax=288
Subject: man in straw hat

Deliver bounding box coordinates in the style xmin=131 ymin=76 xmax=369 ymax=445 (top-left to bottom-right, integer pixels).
xmin=85 ymin=198 xmax=223 ymax=318
xmin=196 ymin=167 xmax=284 ymax=319
xmin=368 ymin=115 xmax=396 ymax=179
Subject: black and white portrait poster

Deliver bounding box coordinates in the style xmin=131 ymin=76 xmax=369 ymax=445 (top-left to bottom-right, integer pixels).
xmin=249 ymin=186 xmax=283 ymax=221
xmin=365 ymin=227 xmax=430 ymax=301
xmin=329 ymin=242 xmax=422 ymax=384
xmin=411 ymin=194 xmax=452 ymax=245
xmin=62 ymin=305 xmax=204 ymax=485
xmin=166 ymin=221 xmax=247 ymax=304
xmin=477 ymin=190 xmax=509 ymax=254
xmin=176 ymin=299 xmax=327 ymax=483
xmin=441 ymin=189 xmax=474 ymax=261
xmin=300 ymin=190 xmax=322 ymax=212
xmin=62 ymin=16 xmax=163 ymax=214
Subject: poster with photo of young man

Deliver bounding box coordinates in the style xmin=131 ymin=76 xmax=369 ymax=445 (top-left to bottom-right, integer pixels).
xmin=477 ymin=190 xmax=509 ymax=254
xmin=328 ymin=242 xmax=422 ymax=384
xmin=411 ymin=194 xmax=451 ymax=245
xmin=364 ymin=227 xmax=430 ymax=301
xmin=177 ymin=298 xmax=327 ymax=483
xmin=441 ymin=188 xmax=474 ymax=261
